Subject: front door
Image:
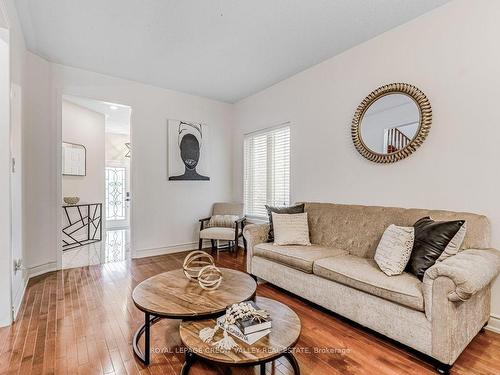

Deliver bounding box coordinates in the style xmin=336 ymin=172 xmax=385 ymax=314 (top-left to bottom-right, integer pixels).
xmin=105 ymin=164 xmax=129 ymax=229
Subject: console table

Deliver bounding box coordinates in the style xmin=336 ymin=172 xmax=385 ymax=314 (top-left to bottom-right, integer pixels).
xmin=62 ymin=203 xmax=102 ymax=251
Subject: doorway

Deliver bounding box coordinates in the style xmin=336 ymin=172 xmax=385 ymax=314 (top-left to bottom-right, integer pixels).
xmin=61 ymin=95 xmax=132 ymax=268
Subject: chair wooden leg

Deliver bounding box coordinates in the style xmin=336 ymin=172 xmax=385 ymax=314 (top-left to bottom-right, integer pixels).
xmin=211 ymin=240 xmax=216 ymax=253
xmin=243 ymin=237 xmax=247 ymax=252
xmin=198 ymin=238 xmax=202 ymax=250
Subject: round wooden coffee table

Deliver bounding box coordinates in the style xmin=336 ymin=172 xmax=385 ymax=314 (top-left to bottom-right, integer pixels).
xmin=179 ymin=297 xmax=301 ymax=374
xmin=132 ymin=268 xmax=257 ymax=365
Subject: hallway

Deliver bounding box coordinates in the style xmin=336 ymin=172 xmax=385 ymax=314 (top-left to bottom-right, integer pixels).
xmin=62 ymin=229 xmax=130 ymax=269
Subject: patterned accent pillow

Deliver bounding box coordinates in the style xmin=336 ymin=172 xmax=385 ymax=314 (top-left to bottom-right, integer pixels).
xmin=207 ymin=215 xmax=239 ymax=228
xmin=374 ymin=224 xmax=415 ymax=276
xmin=272 ymin=212 xmax=311 ymax=246
xmin=265 ymin=203 xmax=305 ymax=242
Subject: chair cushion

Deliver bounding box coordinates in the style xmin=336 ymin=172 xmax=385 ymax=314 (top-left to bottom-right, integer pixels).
xmin=313 ymin=255 xmax=424 ymax=311
xmin=200 ymin=227 xmax=240 ymax=241
xmin=253 ymin=243 xmax=347 ymax=273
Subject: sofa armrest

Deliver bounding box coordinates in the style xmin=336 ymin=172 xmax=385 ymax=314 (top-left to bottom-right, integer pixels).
xmin=243 ymin=223 xmax=270 ymax=274
xmin=424 ymin=248 xmax=500 ymax=303
xmin=422 ymin=249 xmax=500 ymax=364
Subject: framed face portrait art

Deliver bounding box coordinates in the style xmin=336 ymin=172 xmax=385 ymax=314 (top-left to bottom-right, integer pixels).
xmin=167 ymin=119 xmax=210 ymax=181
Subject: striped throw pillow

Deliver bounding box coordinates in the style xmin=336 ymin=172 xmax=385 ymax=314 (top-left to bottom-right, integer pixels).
xmin=207 ymin=215 xmax=239 ymax=228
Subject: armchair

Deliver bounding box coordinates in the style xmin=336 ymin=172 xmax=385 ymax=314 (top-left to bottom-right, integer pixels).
xmin=198 ymin=203 xmax=247 ymax=253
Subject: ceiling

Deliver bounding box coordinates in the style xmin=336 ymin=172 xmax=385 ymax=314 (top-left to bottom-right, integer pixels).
xmin=64 ymin=95 xmax=131 ymax=134
xmin=16 ymin=0 xmax=450 ymax=103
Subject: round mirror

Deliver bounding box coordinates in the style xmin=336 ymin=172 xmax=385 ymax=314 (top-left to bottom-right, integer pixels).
xmin=352 ymin=83 xmax=432 ymax=163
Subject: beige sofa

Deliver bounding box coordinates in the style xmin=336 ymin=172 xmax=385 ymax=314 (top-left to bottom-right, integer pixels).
xmin=243 ymin=203 xmax=500 ymax=373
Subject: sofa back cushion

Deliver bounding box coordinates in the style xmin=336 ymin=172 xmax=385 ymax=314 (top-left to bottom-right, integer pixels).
xmin=304 ymin=202 xmax=490 ymax=258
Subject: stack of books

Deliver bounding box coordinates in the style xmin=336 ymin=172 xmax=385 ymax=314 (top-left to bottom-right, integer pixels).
xmin=217 ymin=301 xmax=272 ymax=345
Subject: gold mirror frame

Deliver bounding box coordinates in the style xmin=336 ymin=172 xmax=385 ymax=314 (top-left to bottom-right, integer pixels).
xmin=351 ymin=83 xmax=432 ymax=163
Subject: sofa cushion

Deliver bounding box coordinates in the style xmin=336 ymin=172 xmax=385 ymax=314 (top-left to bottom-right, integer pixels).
xmin=254 ymin=243 xmax=347 ymax=273
xmin=200 ymin=227 xmax=240 ymax=241
xmin=313 ymin=255 xmax=424 ymax=311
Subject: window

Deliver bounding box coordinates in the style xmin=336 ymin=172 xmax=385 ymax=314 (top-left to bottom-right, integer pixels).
xmin=105 ymin=166 xmax=126 ymax=220
xmin=244 ymin=125 xmax=290 ymax=219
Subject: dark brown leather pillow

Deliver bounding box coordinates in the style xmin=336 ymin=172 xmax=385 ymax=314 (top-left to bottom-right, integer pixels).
xmin=406 ymin=217 xmax=465 ymax=280
xmin=265 ymin=203 xmax=305 ymax=242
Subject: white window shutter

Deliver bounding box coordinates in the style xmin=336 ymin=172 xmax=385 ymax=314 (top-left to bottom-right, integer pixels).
xmin=244 ymin=125 xmax=290 ymax=219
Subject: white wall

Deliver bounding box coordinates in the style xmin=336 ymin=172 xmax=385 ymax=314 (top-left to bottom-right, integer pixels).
xmin=23 ymin=52 xmax=54 ymax=275
xmin=22 ymin=55 xmax=234 ymax=273
xmin=232 ymin=0 xmax=500 ymax=324
xmin=62 ymin=100 xmax=105 ymax=203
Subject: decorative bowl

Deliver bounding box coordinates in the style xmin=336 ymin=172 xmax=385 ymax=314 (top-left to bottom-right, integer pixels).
xmin=63 ymin=197 xmax=80 ymax=205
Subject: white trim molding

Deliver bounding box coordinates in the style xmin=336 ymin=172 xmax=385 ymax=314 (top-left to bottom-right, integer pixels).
xmin=27 ymin=261 xmax=58 ymax=278
xmin=486 ymin=314 xmax=500 ymax=334
xmin=12 ymin=275 xmax=27 ymax=320
xmin=133 ymin=241 xmax=206 ymax=259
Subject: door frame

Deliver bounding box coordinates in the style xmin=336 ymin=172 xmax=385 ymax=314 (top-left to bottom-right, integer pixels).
xmin=56 ymin=93 xmax=134 ymax=268
xmin=0 ymin=0 xmax=13 ymax=327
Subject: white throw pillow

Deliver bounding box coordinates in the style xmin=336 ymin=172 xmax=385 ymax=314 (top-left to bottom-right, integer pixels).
xmin=374 ymin=224 xmax=415 ymax=276
xmin=272 ymin=212 xmax=311 ymax=246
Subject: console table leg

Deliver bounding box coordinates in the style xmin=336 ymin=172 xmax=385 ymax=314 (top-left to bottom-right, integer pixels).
xmin=181 ymin=350 xmax=196 ymax=375
xmin=260 ymin=362 xmax=266 ymax=375
xmin=284 ymin=352 xmax=300 ymax=374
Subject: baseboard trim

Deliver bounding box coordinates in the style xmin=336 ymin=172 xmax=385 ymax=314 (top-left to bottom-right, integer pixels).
xmin=27 ymin=261 xmax=58 ymax=278
xmin=12 ymin=276 xmax=28 ymax=321
xmin=133 ymin=241 xmax=211 ymax=258
xmin=486 ymin=314 xmax=500 ymax=334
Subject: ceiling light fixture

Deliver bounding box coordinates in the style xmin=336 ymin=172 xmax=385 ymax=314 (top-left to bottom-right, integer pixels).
xmin=109 ymin=105 xmax=118 ymax=110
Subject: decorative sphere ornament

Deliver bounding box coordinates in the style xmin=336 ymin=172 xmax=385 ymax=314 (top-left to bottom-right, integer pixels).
xmin=197 ymin=265 xmax=223 ymax=290
xmin=183 ymin=251 xmax=215 ymax=281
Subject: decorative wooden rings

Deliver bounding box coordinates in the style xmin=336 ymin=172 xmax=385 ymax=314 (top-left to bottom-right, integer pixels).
xmin=183 ymin=251 xmax=223 ymax=290
xmin=183 ymin=251 xmax=215 ymax=281
xmin=197 ymin=265 xmax=223 ymax=290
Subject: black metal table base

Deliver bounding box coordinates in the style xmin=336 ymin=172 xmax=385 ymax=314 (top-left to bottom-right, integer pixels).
xmin=132 ymin=312 xmax=162 ymax=365
xmin=180 ymin=349 xmax=300 ymax=375
xmin=133 ymin=291 xmax=258 ymax=367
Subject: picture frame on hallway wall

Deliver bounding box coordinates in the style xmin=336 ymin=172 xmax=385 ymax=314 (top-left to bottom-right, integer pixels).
xmin=167 ymin=119 xmax=210 ymax=181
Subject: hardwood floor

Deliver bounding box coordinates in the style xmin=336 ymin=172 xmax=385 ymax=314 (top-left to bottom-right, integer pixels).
xmin=1 ymin=249 xmax=499 ymax=375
